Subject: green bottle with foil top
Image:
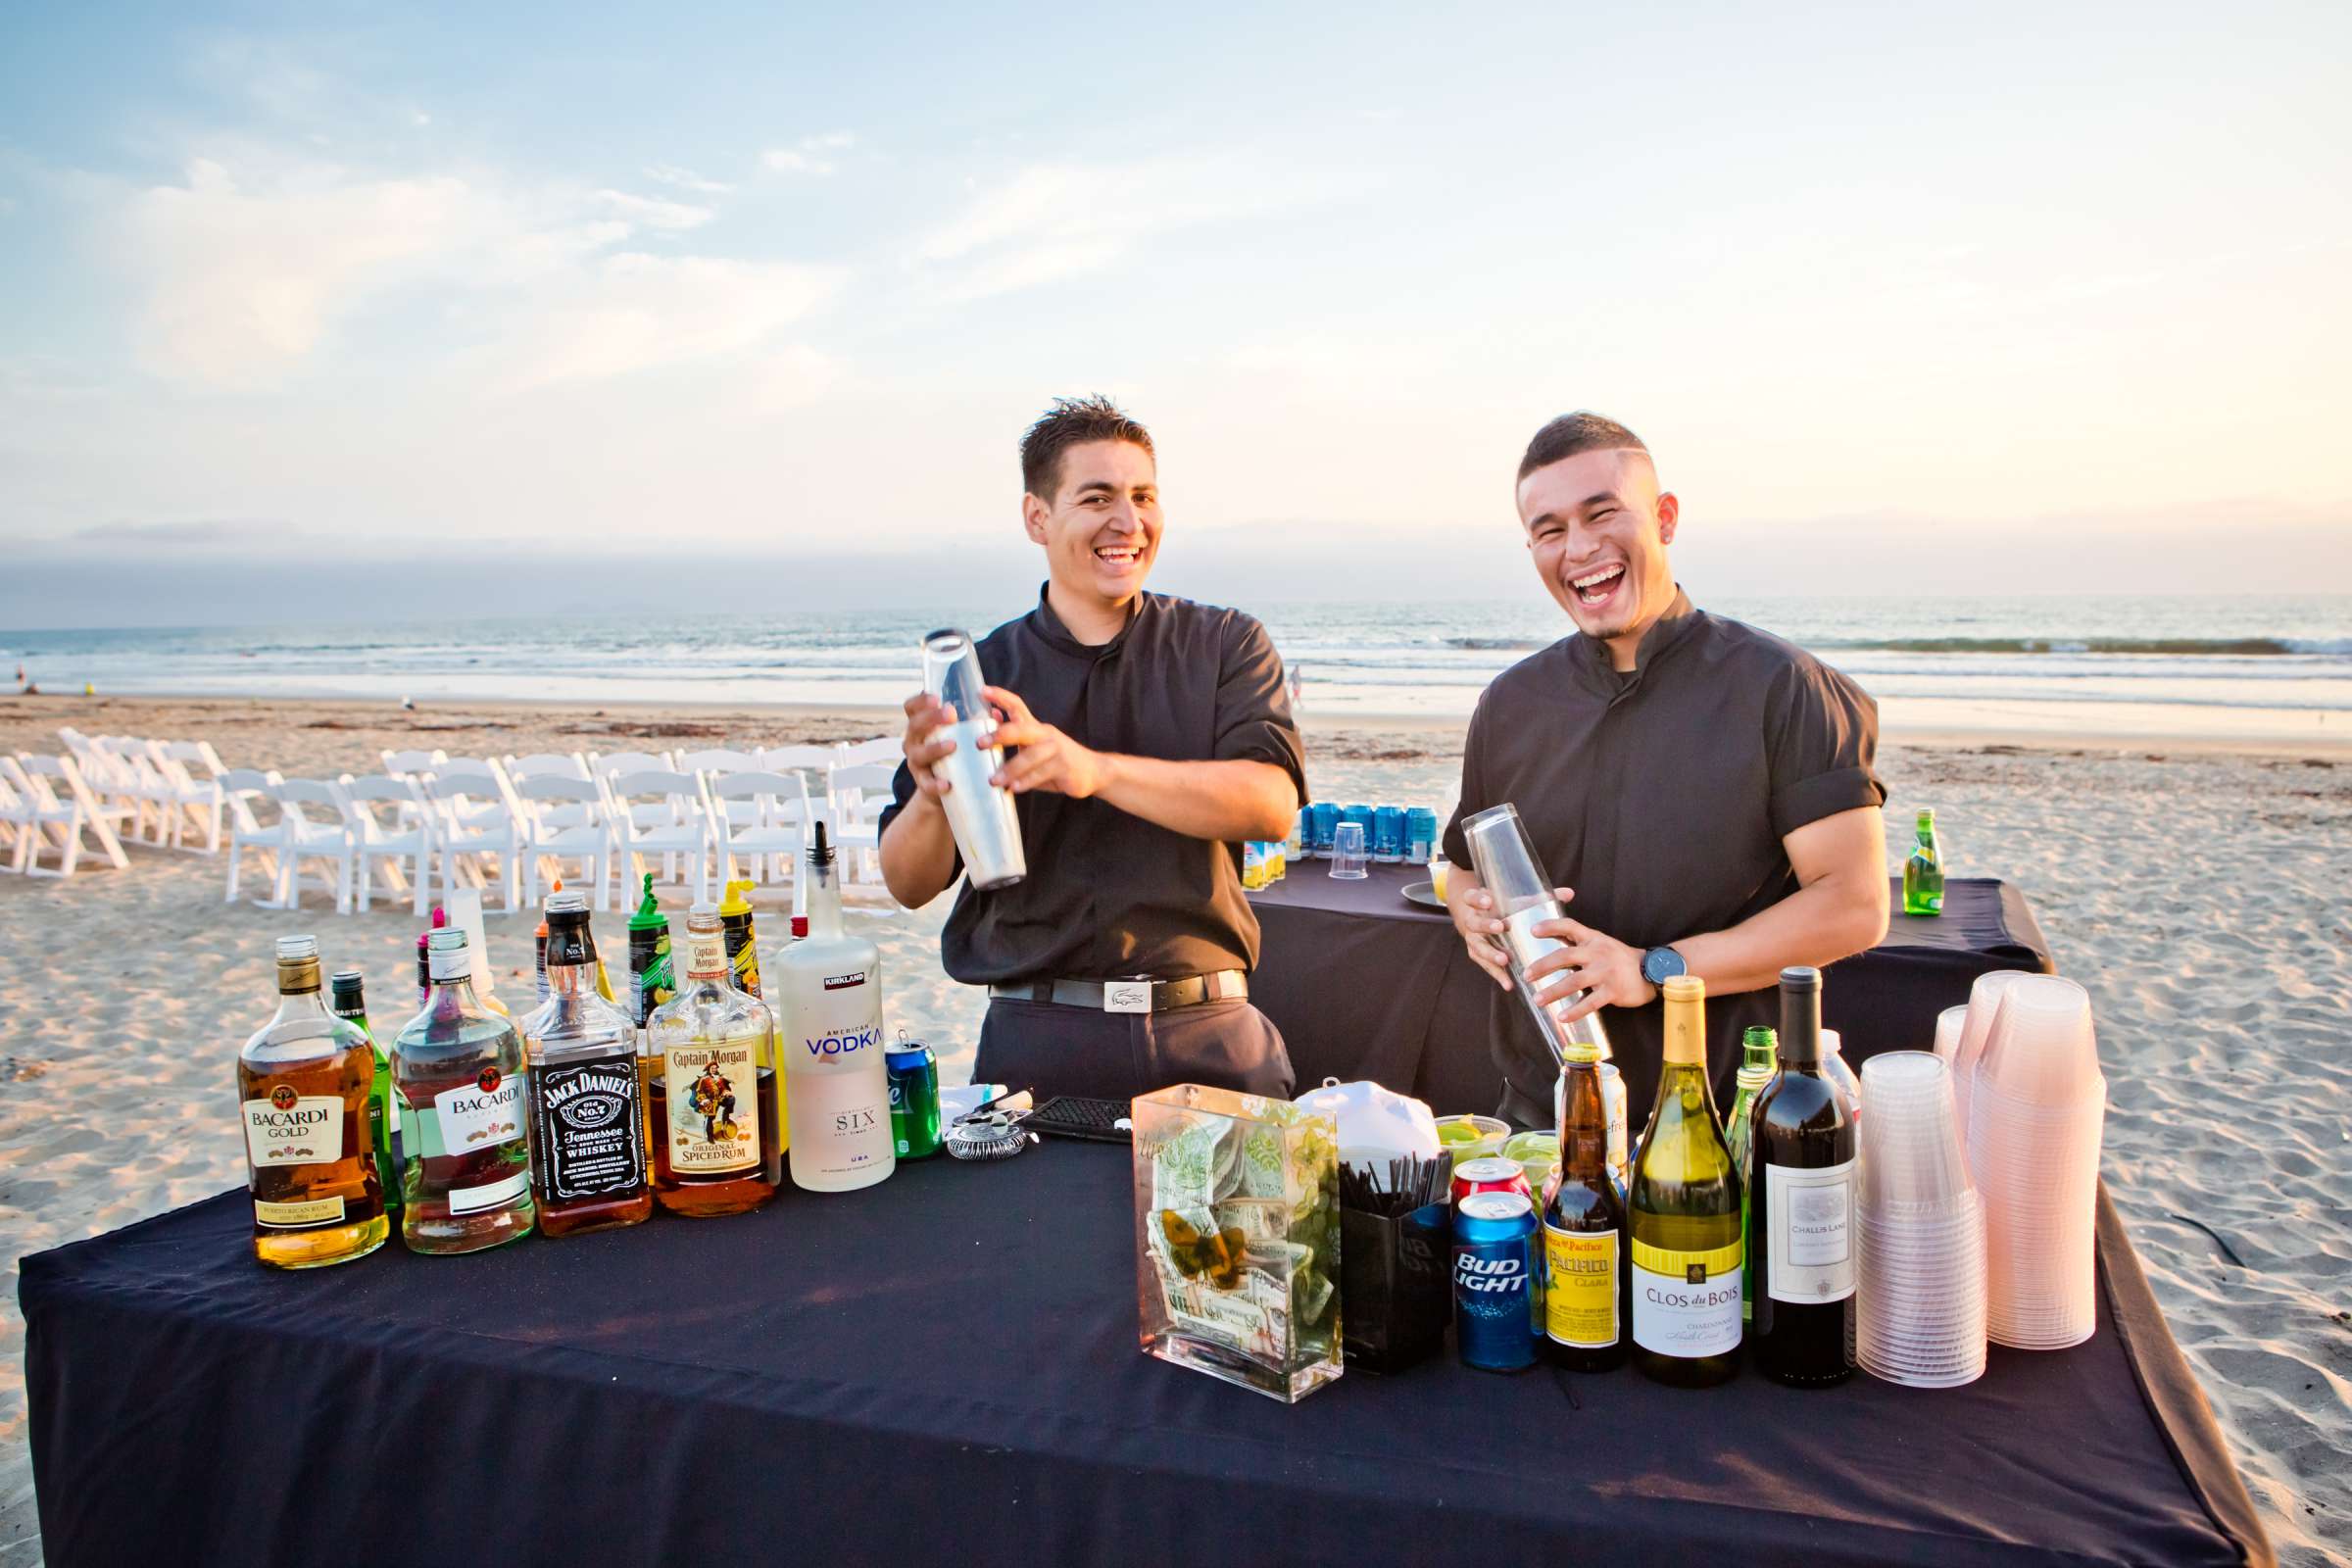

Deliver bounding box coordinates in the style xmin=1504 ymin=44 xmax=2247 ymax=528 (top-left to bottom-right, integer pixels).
xmin=1724 ymin=1026 xmax=1778 ymax=1327
xmin=329 ymin=968 xmax=401 ymax=1213
xmin=627 ymin=874 xmax=676 ymax=1030
xmin=1904 ymin=808 xmax=1945 ymax=916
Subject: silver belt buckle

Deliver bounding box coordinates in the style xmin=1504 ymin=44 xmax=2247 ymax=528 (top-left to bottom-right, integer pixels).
xmin=1102 ymin=978 xmax=1152 ymax=1014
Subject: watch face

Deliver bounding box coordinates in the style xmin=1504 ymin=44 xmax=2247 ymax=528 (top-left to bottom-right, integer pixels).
xmin=1644 ymin=948 xmax=1682 ymax=984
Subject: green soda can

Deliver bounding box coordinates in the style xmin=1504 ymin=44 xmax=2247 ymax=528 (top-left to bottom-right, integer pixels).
xmin=885 ymin=1029 xmax=943 ymax=1159
xmin=626 ymin=874 xmax=675 ymax=1029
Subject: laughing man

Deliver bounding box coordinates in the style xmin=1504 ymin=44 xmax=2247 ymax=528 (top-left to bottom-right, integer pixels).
xmin=1443 ymin=412 xmax=1889 ymax=1121
xmin=878 ymin=396 xmax=1306 ymax=1100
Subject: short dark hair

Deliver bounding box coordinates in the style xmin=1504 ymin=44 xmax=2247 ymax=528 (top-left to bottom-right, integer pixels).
xmin=1517 ymin=412 xmax=1648 ymax=482
xmin=1021 ymin=395 xmax=1154 ymax=501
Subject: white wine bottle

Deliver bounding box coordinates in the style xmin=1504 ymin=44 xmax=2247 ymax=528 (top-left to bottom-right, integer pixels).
xmin=1629 ymin=975 xmax=1742 ymax=1386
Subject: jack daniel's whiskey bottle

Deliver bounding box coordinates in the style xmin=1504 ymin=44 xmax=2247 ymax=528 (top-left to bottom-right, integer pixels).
xmin=238 ymin=936 xmax=389 ymax=1268
xmin=522 ymin=891 xmax=652 ymax=1237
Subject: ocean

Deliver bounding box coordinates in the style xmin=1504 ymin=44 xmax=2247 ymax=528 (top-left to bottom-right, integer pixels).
xmin=8 ymin=595 xmax=2349 ymax=742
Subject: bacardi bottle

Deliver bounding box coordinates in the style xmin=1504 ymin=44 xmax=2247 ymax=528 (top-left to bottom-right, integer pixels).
xmin=238 ymin=937 xmax=389 ymax=1268
xmin=392 ymin=928 xmax=534 ymax=1253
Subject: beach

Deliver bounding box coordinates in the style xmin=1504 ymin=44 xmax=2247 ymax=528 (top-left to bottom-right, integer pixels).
xmin=1 ymin=692 xmax=2347 ymax=1566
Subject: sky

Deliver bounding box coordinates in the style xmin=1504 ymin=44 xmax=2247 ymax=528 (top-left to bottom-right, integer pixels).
xmin=2 ymin=0 xmax=2349 ymax=625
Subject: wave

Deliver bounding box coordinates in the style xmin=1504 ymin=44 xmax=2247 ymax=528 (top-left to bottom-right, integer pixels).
xmin=1442 ymin=637 xmax=1548 ymax=651
xmin=1815 ymin=636 xmax=2352 ymax=657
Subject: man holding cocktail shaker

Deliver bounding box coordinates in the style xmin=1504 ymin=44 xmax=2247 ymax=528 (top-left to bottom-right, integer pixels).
xmin=1442 ymin=412 xmax=1890 ymax=1123
xmin=877 ymin=396 xmax=1307 ymax=1101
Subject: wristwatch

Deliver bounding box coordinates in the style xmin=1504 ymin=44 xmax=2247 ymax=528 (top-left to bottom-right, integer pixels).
xmin=1641 ymin=946 xmax=1687 ymax=987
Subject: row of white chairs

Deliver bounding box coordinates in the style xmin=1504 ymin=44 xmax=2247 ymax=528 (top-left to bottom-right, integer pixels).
xmin=214 ymin=742 xmax=905 ymax=914
xmin=57 ymin=728 xmax=229 ymax=854
xmin=1 ymin=752 xmax=133 ymax=877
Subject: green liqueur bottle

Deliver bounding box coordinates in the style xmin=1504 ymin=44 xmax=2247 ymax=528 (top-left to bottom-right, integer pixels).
xmin=1724 ymin=1025 xmax=1778 ymax=1330
xmin=1904 ymin=808 xmax=1945 ymax=916
xmin=330 ymin=968 xmax=401 ymax=1214
xmin=1629 ymin=975 xmax=1742 ymax=1387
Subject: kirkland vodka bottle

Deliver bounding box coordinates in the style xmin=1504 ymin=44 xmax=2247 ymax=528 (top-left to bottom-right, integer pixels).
xmin=391 ymin=928 xmax=535 ymax=1253
xmin=780 ymin=823 xmax=896 ymax=1193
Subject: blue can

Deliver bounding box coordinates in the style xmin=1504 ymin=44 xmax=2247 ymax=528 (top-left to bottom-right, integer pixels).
xmin=1308 ymin=801 xmax=1340 ymax=858
xmin=1404 ymin=807 xmax=1438 ymax=865
xmin=1371 ymin=805 xmax=1405 ymax=862
xmin=1341 ymin=804 xmax=1374 ymax=847
xmin=1452 ymin=1192 xmax=1541 ymax=1371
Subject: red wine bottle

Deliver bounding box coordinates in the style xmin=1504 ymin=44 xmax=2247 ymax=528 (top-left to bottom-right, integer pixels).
xmin=1749 ymin=966 xmax=1856 ymax=1386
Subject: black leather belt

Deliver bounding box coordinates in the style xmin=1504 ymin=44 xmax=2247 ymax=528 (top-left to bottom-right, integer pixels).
xmin=988 ymin=970 xmax=1249 ymax=1014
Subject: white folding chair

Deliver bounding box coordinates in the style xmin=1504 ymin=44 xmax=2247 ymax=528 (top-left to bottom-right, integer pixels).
xmin=3 ymin=757 xmax=82 ymax=877
xmin=151 ymin=740 xmax=227 ymax=853
xmin=339 ymin=774 xmax=434 ymax=914
xmin=0 ymin=762 xmax=29 ymax=868
xmin=607 ymin=768 xmax=715 ymax=904
xmin=679 ymin=748 xmax=767 ymax=860
xmin=56 ymin=733 xmax=147 ymax=849
xmin=834 ymin=736 xmax=901 ymax=767
xmin=760 ymin=743 xmax=836 ymax=778
xmin=503 ymin=751 xmax=592 ymax=783
xmin=709 ymin=771 xmax=816 ymax=886
xmin=96 ymin=738 xmax=174 ymax=846
xmin=418 ymin=766 xmax=523 ymax=910
xmin=513 ymin=774 xmax=614 ymax=910
xmin=268 ymin=779 xmax=358 ymax=913
xmin=11 ymin=754 xmax=130 ymax=874
xmin=219 ymin=769 xmax=289 ymax=903
xmin=826 ymin=761 xmax=898 ymax=887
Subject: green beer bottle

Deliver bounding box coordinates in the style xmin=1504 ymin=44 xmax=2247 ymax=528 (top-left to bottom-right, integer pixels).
xmin=1903 ymin=808 xmax=1945 ymax=916
xmin=1724 ymin=1026 xmax=1777 ymax=1329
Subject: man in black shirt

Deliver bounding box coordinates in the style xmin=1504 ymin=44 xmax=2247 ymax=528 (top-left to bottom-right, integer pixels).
xmin=1443 ymin=413 xmax=1888 ymax=1122
xmin=878 ymin=396 xmax=1306 ymax=1101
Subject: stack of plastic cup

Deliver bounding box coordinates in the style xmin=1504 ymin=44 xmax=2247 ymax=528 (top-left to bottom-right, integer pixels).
xmin=1855 ymin=1052 xmax=1987 ymax=1389
xmin=1932 ymin=1004 xmax=1969 ymax=1064
xmin=1949 ymin=969 xmax=2034 ymax=1146
xmin=1969 ymin=975 xmax=2104 ymax=1350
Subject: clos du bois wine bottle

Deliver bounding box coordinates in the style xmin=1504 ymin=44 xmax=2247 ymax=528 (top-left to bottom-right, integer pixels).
xmin=1750 ymin=966 xmax=1857 ymax=1386
xmin=1629 ymin=976 xmax=1741 ymax=1387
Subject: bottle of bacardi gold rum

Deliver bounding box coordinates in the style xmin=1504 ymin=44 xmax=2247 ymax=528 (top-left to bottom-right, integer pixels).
xmin=238 ymin=936 xmax=390 ymax=1269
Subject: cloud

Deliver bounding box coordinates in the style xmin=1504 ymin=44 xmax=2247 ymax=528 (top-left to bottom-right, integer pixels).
xmin=103 ymin=149 xmax=817 ymax=390
xmin=595 ymin=188 xmax=713 ymax=230
xmin=644 ymin=162 xmax=732 ymax=195
xmin=71 ymin=518 xmax=268 ymax=545
xmin=482 ymin=252 xmax=842 ymax=392
xmin=0 ymin=194 xmax=16 ymax=216
xmin=762 ymin=132 xmax=855 ymax=176
xmin=909 ymin=157 xmax=1333 ymax=302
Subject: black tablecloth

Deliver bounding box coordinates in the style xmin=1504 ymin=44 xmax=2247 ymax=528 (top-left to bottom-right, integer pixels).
xmin=23 ymin=1143 xmax=2268 ymax=1567
xmin=1249 ymin=870 xmax=2054 ymax=1114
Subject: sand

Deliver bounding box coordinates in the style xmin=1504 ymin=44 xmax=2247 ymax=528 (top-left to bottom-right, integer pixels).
xmin=1 ymin=691 xmax=2347 ymax=1566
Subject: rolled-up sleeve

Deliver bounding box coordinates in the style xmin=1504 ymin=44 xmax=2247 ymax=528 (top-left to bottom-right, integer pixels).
xmin=1212 ymin=614 xmax=1308 ymax=808
xmin=1766 ymin=661 xmax=1886 ymax=839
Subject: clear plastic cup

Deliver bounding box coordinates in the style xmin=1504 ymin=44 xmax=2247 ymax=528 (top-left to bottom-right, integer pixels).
xmin=1951 ymin=970 xmax=2035 ymax=1137
xmin=1933 ymin=1004 xmax=1968 ymax=1062
xmin=1856 ymin=1054 xmax=1970 ymax=1210
xmin=1976 ymin=977 xmax=2101 ymax=1105
xmin=1328 ymin=820 xmax=1368 ymax=880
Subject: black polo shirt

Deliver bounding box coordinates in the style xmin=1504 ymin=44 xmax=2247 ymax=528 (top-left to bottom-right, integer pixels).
xmin=880 ymin=587 xmax=1308 ymax=985
xmin=1440 ymin=588 xmax=1885 ymax=1120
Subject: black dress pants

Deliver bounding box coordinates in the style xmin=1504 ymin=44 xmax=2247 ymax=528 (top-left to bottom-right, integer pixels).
xmin=974 ymin=998 xmax=1296 ymax=1102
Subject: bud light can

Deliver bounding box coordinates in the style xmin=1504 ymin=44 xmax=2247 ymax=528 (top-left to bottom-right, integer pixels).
xmin=1404 ymin=808 xmax=1438 ymax=865
xmin=1371 ymin=805 xmax=1405 ymax=862
xmin=1308 ymin=801 xmax=1340 ymax=858
xmin=885 ymin=1032 xmax=942 ymax=1160
xmin=1452 ymin=1192 xmax=1541 ymax=1371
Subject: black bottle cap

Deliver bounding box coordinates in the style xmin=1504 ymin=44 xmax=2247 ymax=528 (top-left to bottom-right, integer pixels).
xmin=329 ymin=968 xmax=365 ymax=1004
xmin=809 ymin=818 xmax=835 ymax=870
